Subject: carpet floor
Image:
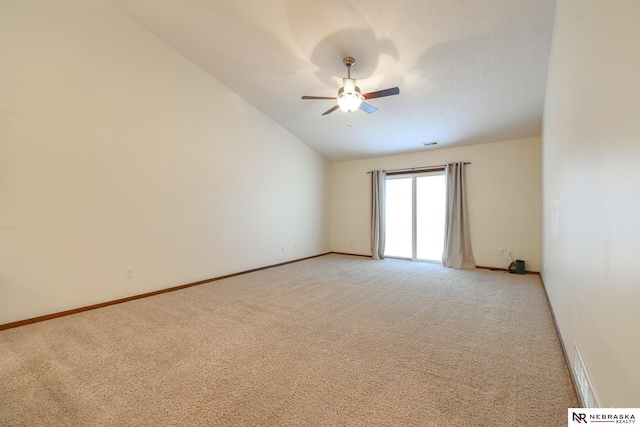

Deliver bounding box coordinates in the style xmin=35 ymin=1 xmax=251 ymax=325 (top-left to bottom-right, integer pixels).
xmin=0 ymin=254 xmax=578 ymax=426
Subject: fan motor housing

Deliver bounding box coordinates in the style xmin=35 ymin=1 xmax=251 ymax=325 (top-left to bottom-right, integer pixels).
xmin=337 ymin=86 xmax=362 ymax=97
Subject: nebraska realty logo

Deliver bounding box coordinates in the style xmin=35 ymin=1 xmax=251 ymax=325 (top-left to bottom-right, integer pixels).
xmin=569 ymin=408 xmax=639 ymax=424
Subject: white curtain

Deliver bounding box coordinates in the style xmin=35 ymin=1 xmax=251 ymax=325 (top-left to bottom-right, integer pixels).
xmin=371 ymin=170 xmax=386 ymax=260
xmin=442 ymin=163 xmax=476 ymax=269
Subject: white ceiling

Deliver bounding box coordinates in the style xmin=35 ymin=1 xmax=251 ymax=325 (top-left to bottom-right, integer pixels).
xmin=106 ymin=0 xmax=557 ymax=162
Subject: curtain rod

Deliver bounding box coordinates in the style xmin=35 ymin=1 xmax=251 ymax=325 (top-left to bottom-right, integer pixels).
xmin=367 ymin=162 xmax=471 ymax=174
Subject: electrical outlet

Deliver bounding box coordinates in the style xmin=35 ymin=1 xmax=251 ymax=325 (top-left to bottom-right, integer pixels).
xmin=498 ymin=248 xmax=504 ymax=256
xmin=125 ymin=268 xmax=134 ymax=279
xmin=508 ymin=249 xmax=513 ymax=256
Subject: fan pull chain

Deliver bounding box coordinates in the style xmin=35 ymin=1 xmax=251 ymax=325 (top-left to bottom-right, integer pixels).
xmin=347 ymin=111 xmax=352 ymax=127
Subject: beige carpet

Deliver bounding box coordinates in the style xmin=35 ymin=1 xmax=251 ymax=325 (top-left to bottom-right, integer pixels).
xmin=1 ymin=254 xmax=577 ymax=426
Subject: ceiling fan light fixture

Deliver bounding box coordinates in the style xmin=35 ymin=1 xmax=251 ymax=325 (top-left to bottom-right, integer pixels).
xmin=337 ymin=83 xmax=363 ymax=113
xmin=302 ymin=56 xmax=399 ymax=118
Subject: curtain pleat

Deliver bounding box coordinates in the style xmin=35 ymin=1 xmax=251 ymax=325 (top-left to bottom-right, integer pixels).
xmin=371 ymin=170 xmax=386 ymax=260
xmin=442 ymin=163 xmax=476 ymax=269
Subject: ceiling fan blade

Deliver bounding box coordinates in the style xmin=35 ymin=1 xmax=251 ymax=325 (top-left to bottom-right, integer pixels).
xmin=362 ymin=87 xmax=400 ymax=100
xmin=359 ymin=102 xmax=378 ymax=114
xmin=322 ymin=105 xmax=340 ymax=116
xmin=302 ymin=96 xmax=337 ymax=100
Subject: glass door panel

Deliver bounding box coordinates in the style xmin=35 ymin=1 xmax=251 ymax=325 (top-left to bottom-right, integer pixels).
xmin=416 ymin=175 xmax=446 ymax=261
xmin=384 ymin=177 xmax=412 ymax=258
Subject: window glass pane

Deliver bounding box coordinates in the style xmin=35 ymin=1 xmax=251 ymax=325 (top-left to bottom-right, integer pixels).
xmin=384 ymin=178 xmax=412 ymax=258
xmin=416 ymin=175 xmax=446 ymax=261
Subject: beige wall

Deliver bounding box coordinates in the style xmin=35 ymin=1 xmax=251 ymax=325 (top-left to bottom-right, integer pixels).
xmin=542 ymin=0 xmax=640 ymax=406
xmin=0 ymin=0 xmax=331 ymax=325
xmin=332 ymin=137 xmax=542 ymax=271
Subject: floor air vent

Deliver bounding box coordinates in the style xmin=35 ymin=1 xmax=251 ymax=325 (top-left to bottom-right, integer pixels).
xmin=574 ymin=341 xmax=599 ymax=408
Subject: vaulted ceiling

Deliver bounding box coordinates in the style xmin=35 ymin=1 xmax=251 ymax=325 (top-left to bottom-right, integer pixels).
xmin=106 ymin=0 xmax=556 ymax=161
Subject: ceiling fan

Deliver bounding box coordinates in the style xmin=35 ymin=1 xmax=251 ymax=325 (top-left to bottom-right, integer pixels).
xmin=302 ymin=57 xmax=399 ymax=122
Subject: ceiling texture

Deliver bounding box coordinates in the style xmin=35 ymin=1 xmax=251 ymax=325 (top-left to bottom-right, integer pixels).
xmin=106 ymin=0 xmax=557 ymax=162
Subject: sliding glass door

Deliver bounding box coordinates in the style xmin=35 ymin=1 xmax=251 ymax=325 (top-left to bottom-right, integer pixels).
xmin=385 ymin=172 xmax=445 ymax=262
